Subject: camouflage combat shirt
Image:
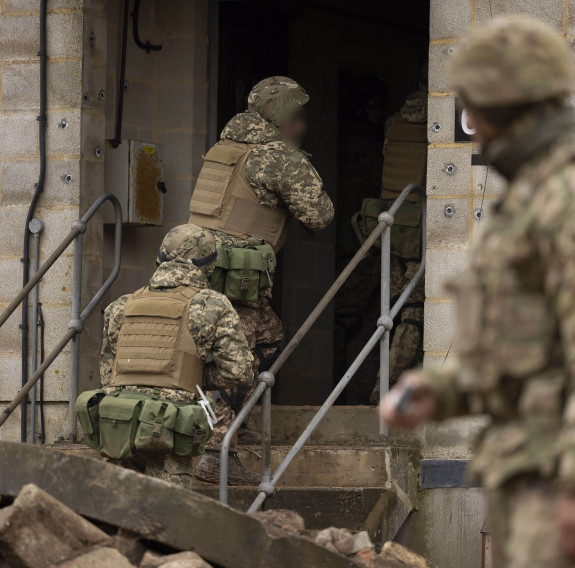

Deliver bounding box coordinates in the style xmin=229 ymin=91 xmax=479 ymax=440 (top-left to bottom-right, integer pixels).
xmin=100 ymin=260 xmax=254 ymax=402
xmin=420 ymin=105 xmax=575 ymax=490
xmin=209 ymin=110 xmax=334 ymax=249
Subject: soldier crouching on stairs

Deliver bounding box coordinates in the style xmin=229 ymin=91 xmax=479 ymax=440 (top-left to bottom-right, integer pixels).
xmin=95 ymin=224 xmax=256 ymax=487
xmin=189 ymin=76 xmax=334 ymax=483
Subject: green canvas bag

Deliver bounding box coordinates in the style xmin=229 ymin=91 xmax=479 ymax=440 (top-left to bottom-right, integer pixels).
xmin=75 ymin=389 xmax=106 ymax=451
xmin=76 ymin=390 xmax=214 ymax=459
xmin=210 ymin=243 xmax=276 ymax=302
xmin=98 ymin=393 xmax=144 ymax=459
xmin=351 ymin=197 xmax=422 ymax=260
xmin=174 ymin=403 xmax=214 ymax=457
xmin=134 ymin=398 xmax=179 ymax=455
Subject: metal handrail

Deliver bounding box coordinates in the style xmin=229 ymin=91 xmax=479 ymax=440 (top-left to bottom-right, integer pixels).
xmin=220 ymin=183 xmax=426 ymax=507
xmin=0 ymin=194 xmax=122 ymax=434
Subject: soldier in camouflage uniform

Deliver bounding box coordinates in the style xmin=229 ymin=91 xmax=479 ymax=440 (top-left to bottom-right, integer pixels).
xmin=334 ymin=77 xmax=427 ymax=405
xmin=189 ymin=76 xmax=334 ymax=482
xmin=381 ymin=16 xmax=575 ymax=567
xmin=100 ymin=224 xmax=257 ymax=486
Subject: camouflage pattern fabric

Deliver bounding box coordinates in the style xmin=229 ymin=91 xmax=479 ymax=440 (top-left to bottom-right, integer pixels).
xmin=205 ymin=400 xmax=237 ymax=453
xmin=449 ymin=15 xmax=575 ymax=108
xmin=155 ymin=224 xmax=217 ymax=273
xmin=198 ymin=99 xmax=333 ymax=445
xmin=485 ymin=477 xmax=572 ymax=568
xmin=100 ymin=260 xmax=253 ymax=395
xmin=109 ymin=454 xmax=195 ymax=491
xmin=247 ymin=76 xmax=309 ymax=127
xmin=216 ymin=110 xmax=334 ymax=238
xmin=419 ymin=105 xmax=575 ymax=492
xmin=334 ymin=253 xmax=423 ymax=404
xmin=334 ymin=91 xmax=426 ymax=404
xmin=206 ymin=296 xmax=283 ymax=452
xmin=399 ymin=89 xmax=428 ymax=125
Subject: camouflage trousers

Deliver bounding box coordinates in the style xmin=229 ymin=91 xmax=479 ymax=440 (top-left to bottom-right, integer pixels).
xmin=334 ymin=253 xmax=424 ymax=404
xmin=485 ymin=475 xmax=573 ymax=568
xmin=206 ymin=295 xmax=283 ymax=452
xmin=109 ymin=454 xmax=195 ymax=491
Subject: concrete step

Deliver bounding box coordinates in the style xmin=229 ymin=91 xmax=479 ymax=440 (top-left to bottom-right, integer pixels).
xmin=245 ymin=405 xmax=421 ymax=448
xmin=233 ymin=445 xmax=418 ymax=488
xmin=194 ymin=486 xmax=388 ymax=531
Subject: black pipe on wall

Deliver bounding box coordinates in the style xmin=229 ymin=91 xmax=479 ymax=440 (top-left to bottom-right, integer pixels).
xmin=20 ymin=0 xmax=48 ymax=442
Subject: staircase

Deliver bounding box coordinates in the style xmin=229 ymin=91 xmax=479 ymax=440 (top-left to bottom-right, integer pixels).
xmin=194 ymin=405 xmax=421 ymax=535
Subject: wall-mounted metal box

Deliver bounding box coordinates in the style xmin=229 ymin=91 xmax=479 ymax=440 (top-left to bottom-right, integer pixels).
xmin=104 ymin=140 xmax=165 ymax=225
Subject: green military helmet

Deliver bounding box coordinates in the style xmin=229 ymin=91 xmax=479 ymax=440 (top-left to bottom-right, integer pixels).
xmin=156 ymin=224 xmax=217 ymax=274
xmin=248 ymin=76 xmax=310 ymax=127
xmin=449 ymin=15 xmax=575 ymax=108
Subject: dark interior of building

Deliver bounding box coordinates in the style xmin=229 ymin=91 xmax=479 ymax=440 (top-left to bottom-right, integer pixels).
xmin=211 ymin=0 xmax=430 ymax=405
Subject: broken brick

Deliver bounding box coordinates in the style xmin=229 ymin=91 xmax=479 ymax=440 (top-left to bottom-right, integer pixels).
xmin=145 ymin=551 xmax=213 ymax=568
xmin=0 ymin=484 xmax=109 ymax=568
xmin=57 ymin=547 xmax=135 ymax=567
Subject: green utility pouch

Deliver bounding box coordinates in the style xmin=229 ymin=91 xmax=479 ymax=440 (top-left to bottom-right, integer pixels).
xmin=174 ymin=403 xmax=213 ymax=457
xmin=210 ymin=243 xmax=276 ymax=302
xmin=210 ymin=242 xmax=229 ymax=294
xmin=76 ymin=390 xmax=214 ymax=459
xmin=98 ymin=394 xmax=144 ymax=459
xmin=75 ymin=389 xmax=106 ymax=451
xmin=351 ymin=197 xmax=422 ymax=260
xmin=135 ymin=398 xmax=179 ymax=455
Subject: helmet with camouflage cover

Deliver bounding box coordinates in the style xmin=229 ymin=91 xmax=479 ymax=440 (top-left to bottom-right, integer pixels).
xmin=156 ymin=224 xmax=217 ymax=275
xmin=248 ymin=76 xmax=310 ymax=127
xmin=449 ymin=15 xmax=575 ymax=108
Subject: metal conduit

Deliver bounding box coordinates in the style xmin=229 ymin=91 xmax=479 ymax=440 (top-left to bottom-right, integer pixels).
xmin=219 ymin=183 xmax=426 ymax=509
xmin=0 ymin=194 xmax=122 ymax=435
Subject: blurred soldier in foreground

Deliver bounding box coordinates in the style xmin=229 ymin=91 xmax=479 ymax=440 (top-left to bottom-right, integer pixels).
xmin=189 ymin=76 xmax=334 ymax=482
xmin=381 ymin=16 xmax=575 ymax=567
xmin=97 ymin=225 xmax=254 ymax=486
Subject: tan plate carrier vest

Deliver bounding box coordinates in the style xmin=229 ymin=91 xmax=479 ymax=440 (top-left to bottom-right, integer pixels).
xmin=381 ymin=117 xmax=427 ymax=203
xmin=188 ymin=139 xmax=290 ymax=251
xmin=110 ymin=286 xmax=204 ymax=393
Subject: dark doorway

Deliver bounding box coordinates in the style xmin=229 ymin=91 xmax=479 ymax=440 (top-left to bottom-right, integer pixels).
xmin=210 ymin=0 xmax=429 ymax=405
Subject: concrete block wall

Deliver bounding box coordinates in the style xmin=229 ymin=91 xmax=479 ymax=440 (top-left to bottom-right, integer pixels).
xmin=102 ymin=0 xmax=209 ymax=309
xmin=0 ymin=1 xmax=107 ymax=442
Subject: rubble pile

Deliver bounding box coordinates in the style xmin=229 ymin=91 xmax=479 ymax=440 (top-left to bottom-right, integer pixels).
xmin=0 ymin=486 xmax=434 ymax=568
xmin=0 ymin=442 xmax=435 ymax=568
xmin=252 ymin=510 xmax=436 ymax=568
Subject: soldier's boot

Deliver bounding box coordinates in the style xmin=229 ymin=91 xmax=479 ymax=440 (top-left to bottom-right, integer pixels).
xmin=195 ymin=450 xmax=261 ymax=486
xmin=238 ymin=424 xmax=262 ymax=445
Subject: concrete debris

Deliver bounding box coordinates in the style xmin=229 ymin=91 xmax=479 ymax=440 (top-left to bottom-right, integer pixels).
xmin=251 ymin=509 xmax=434 ymax=568
xmin=375 ymin=542 xmax=437 ymax=568
xmin=250 ymin=509 xmax=306 ymax=536
xmin=142 ymin=551 xmax=213 ymax=568
xmin=314 ymin=527 xmax=372 ymax=557
xmin=139 ymin=551 xmax=164 ymax=568
xmin=111 ymin=530 xmax=148 ymax=565
xmin=0 ymin=442 xmax=436 ymax=568
xmin=56 ymin=547 xmax=135 ymax=568
xmin=0 ymin=483 xmax=110 ymax=568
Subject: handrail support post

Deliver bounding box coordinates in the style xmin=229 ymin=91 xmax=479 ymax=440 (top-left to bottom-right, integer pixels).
xmin=379 ymin=212 xmax=393 ymax=439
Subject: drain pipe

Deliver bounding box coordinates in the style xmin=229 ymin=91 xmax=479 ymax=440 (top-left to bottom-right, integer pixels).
xmin=28 ymin=219 xmax=44 ymax=444
xmin=20 ymin=0 xmax=48 ymax=442
xmin=109 ymin=0 xmax=130 ymax=148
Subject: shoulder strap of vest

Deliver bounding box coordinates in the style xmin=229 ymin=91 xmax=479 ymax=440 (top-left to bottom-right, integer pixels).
xmin=130 ymin=285 xmax=201 ymax=303
xmin=130 ymin=286 xmax=150 ymax=298
xmin=175 ymin=285 xmax=201 ymax=300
